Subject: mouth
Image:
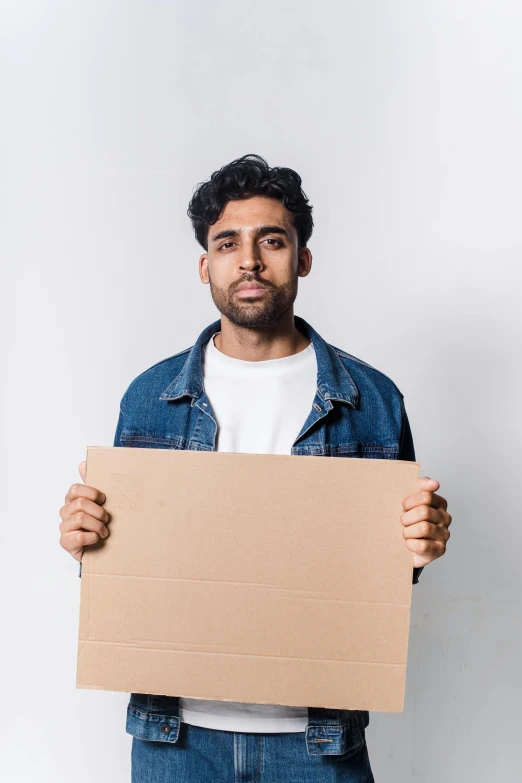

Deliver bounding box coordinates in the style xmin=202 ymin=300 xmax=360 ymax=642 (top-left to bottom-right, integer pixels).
xmin=234 ymin=283 xmax=268 ymax=297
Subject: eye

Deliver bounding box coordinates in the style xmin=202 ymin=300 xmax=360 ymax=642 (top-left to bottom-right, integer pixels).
xmin=263 ymin=238 xmax=282 ymax=246
xmin=219 ymin=242 xmax=235 ymax=250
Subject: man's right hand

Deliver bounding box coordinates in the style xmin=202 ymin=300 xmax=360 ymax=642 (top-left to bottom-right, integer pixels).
xmin=59 ymin=461 xmax=110 ymax=562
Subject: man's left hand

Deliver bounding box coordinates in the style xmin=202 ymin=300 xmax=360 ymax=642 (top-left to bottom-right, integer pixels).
xmin=401 ymin=477 xmax=452 ymax=568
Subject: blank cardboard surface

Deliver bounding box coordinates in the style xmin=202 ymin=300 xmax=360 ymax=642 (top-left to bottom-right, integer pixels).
xmin=77 ymin=447 xmax=419 ymax=712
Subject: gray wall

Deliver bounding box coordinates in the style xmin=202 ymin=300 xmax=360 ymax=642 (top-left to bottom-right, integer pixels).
xmin=1 ymin=1 xmax=520 ymax=780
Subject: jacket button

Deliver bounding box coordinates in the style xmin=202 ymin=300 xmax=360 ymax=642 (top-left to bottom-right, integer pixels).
xmin=161 ymin=723 xmax=172 ymax=734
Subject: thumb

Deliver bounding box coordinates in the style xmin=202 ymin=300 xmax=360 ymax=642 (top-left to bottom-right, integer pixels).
xmin=418 ymin=475 xmax=440 ymax=491
xmin=79 ymin=460 xmax=87 ymax=484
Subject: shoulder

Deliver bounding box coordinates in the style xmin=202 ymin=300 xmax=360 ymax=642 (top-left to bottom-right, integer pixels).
xmin=329 ymin=342 xmax=405 ymax=401
xmin=119 ymin=345 xmax=193 ymax=406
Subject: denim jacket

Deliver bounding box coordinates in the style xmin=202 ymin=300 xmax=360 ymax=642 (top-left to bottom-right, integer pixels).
xmin=80 ymin=314 xmax=423 ymax=756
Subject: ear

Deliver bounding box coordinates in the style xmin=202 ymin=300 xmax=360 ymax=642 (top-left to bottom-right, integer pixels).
xmin=297 ymin=247 xmax=312 ymax=278
xmin=199 ymin=253 xmax=209 ymax=284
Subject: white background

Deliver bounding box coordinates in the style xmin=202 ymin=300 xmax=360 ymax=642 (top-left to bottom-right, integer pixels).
xmin=1 ymin=1 xmax=521 ymax=780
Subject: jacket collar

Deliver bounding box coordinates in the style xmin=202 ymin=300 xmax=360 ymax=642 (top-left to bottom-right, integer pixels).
xmin=159 ymin=314 xmax=359 ymax=407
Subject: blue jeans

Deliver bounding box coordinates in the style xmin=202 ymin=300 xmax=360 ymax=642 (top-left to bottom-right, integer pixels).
xmin=131 ymin=722 xmax=375 ymax=782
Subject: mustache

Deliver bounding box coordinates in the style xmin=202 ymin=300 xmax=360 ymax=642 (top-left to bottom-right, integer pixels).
xmin=232 ymin=277 xmax=272 ymax=291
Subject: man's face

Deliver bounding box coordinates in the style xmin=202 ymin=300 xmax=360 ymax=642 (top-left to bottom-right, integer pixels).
xmin=199 ymin=195 xmax=312 ymax=328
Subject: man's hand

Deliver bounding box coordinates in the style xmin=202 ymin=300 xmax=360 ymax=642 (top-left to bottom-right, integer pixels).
xmin=59 ymin=461 xmax=110 ymax=562
xmin=401 ymin=476 xmax=451 ymax=568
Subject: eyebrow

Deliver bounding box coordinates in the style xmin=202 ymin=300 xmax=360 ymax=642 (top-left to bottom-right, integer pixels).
xmin=210 ymin=225 xmax=290 ymax=243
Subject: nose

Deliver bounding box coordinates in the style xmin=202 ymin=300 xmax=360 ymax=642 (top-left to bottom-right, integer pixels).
xmin=239 ymin=243 xmax=263 ymax=272
xmin=239 ymin=257 xmax=262 ymax=272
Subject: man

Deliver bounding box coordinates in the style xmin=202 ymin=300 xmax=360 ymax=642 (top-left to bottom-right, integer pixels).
xmin=59 ymin=154 xmax=451 ymax=782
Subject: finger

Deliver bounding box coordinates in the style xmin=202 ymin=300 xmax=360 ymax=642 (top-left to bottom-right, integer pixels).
xmin=60 ymin=529 xmax=102 ymax=554
xmin=61 ymin=495 xmax=109 ymax=526
xmin=60 ymin=509 xmax=109 ymax=538
xmin=417 ymin=476 xmax=440 ymax=489
xmin=70 ymin=495 xmax=109 ymax=521
xmin=405 ymin=537 xmax=446 ymax=557
xmin=418 ymin=476 xmax=440 ymax=490
xmin=79 ymin=461 xmax=87 ymax=483
xmin=402 ymin=520 xmax=445 ymax=540
xmin=65 ymin=482 xmax=106 ymax=506
xmin=402 ymin=489 xmax=448 ymax=512
xmin=401 ymin=504 xmax=442 ymax=526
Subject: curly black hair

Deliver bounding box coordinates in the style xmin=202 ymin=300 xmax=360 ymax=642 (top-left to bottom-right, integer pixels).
xmin=187 ymin=153 xmax=314 ymax=251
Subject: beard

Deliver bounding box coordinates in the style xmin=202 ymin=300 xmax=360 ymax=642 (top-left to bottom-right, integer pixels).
xmin=208 ymin=273 xmax=299 ymax=328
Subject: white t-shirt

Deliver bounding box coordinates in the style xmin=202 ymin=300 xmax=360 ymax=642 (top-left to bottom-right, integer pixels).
xmin=178 ymin=330 xmax=318 ymax=733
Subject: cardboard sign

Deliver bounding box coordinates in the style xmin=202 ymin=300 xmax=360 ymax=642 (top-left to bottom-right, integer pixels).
xmin=77 ymin=446 xmax=419 ymax=712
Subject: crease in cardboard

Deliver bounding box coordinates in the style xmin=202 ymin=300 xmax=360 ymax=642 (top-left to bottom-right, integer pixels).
xmin=80 ymin=639 xmax=406 ymax=666
xmin=85 ymin=571 xmax=410 ymax=605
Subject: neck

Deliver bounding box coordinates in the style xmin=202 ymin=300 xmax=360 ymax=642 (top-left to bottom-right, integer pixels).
xmin=213 ymin=310 xmax=311 ymax=362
